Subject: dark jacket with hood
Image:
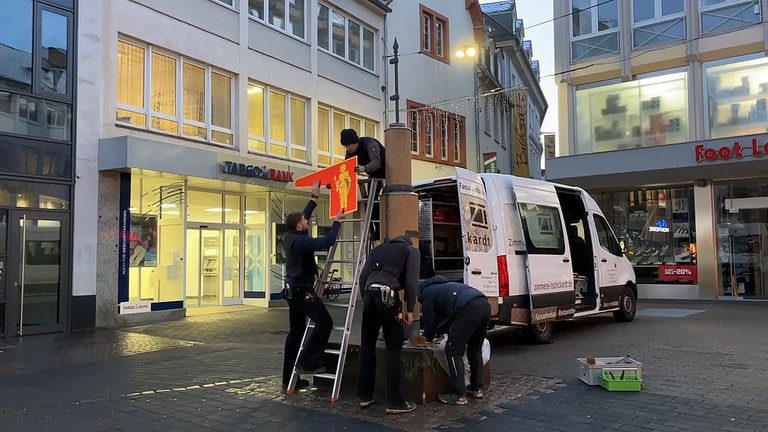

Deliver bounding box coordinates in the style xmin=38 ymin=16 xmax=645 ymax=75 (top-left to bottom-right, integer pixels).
xmin=283 ymin=200 xmax=340 ymax=289
xmin=358 ymin=235 xmax=419 ymax=313
xmin=418 ymin=275 xmax=486 ymax=340
xmin=344 ymin=136 xmax=386 ymax=179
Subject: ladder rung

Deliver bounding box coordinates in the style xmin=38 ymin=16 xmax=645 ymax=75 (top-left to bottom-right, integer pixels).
xmin=332 ymin=326 xmax=345 ymax=331
xmin=325 ymin=302 xmax=349 ymax=308
xmin=314 ymin=373 xmax=335 ymax=380
xmin=325 ymin=348 xmax=342 ymax=355
xmin=335 ymin=239 xmax=360 ymax=243
xmin=326 ymin=259 xmax=357 ymax=264
xmin=340 ymin=218 xmax=366 ymax=223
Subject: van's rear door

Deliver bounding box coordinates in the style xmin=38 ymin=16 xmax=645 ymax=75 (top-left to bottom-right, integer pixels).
xmin=456 ymin=168 xmax=498 ymax=297
xmin=514 ymin=183 xmax=576 ymax=323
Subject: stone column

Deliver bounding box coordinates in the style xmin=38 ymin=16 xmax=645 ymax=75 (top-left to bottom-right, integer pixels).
xmin=380 ymin=123 xmax=420 ymax=338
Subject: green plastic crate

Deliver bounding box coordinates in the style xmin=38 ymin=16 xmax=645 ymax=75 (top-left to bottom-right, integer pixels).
xmin=599 ymin=368 xmax=643 ymax=392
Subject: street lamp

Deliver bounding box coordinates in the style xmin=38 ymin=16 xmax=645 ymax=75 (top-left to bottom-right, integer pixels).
xmin=454 ymin=46 xmax=477 ymax=59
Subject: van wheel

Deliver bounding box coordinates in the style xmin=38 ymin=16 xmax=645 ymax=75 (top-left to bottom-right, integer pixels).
xmin=613 ymin=285 xmax=637 ymax=322
xmin=526 ymin=321 xmax=554 ymax=344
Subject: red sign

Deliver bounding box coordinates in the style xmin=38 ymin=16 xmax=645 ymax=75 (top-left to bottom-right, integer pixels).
xmin=294 ymin=157 xmax=358 ymax=218
xmin=658 ymin=265 xmax=698 ymax=282
xmin=695 ymin=138 xmax=768 ymax=162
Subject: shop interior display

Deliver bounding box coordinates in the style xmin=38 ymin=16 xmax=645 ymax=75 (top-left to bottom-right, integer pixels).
xmin=719 ymin=223 xmax=768 ymax=297
xmin=592 ymin=92 xmax=685 ymax=150
xmin=708 ymin=73 xmax=768 ymax=138
xmin=613 ymin=189 xmax=696 ymax=283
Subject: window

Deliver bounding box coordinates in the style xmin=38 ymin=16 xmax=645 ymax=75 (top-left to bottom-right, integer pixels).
xmin=116 ymin=39 xmax=234 ymax=145
xmin=632 ymin=0 xmax=685 ymax=49
xmin=407 ymin=100 xmax=465 ymax=165
xmin=704 ymin=56 xmax=768 ymax=139
xmin=248 ymin=82 xmax=308 ymax=162
xmin=575 ymin=70 xmax=689 ymax=154
xmin=410 ymin=109 xmax=419 ymax=153
xmin=0 ymin=92 xmax=71 ymax=141
xmin=248 ymin=0 xmax=305 ymax=39
xmin=518 ymin=203 xmax=565 ymax=255
xmin=316 ymin=105 xmax=378 ymax=166
xmin=594 ymin=214 xmax=623 ymax=256
xmin=420 ymin=5 xmax=449 ymax=63
xmin=571 ymin=0 xmax=619 ymax=61
xmin=317 ymin=5 xmax=376 ymax=72
xmin=39 ymin=8 xmax=71 ymax=96
xmin=701 ymin=0 xmax=761 ymax=35
xmin=440 ymin=115 xmax=448 ymax=160
xmin=424 ymin=113 xmax=433 ymax=157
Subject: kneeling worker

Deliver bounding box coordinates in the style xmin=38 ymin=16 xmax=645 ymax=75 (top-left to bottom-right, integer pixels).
xmin=418 ymin=275 xmax=491 ymax=405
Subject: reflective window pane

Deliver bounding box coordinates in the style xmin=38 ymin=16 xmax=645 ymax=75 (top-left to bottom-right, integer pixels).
xmin=289 ymin=0 xmax=304 ymax=38
xmin=633 ymin=0 xmax=654 ymax=22
xmin=572 ymin=0 xmax=592 ymax=36
xmin=0 ymin=179 xmax=70 ymax=208
xmin=348 ymin=21 xmax=360 ymax=64
xmin=248 ymin=0 xmax=264 ymax=19
xmin=332 ymin=11 xmax=345 ymax=57
xmin=705 ymin=56 xmax=768 ymax=139
xmin=363 ymin=28 xmax=374 ymax=71
xmin=40 ymin=9 xmax=70 ymax=95
xmin=317 ymin=5 xmax=329 ymax=50
xmin=0 ymin=0 xmax=33 ymax=92
xmin=269 ymin=0 xmax=285 ymax=29
xmin=0 ymin=136 xmax=72 ymax=179
xmin=0 ymin=91 xmax=71 ymax=141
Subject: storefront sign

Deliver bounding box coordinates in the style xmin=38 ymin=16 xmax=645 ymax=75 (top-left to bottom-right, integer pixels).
xmin=512 ymin=90 xmax=530 ymax=178
xmin=648 ymin=219 xmax=669 ymax=233
xmin=222 ymin=161 xmax=294 ymax=182
xmin=483 ymin=153 xmax=497 ymax=173
xmin=119 ymin=301 xmax=151 ymax=314
xmin=694 ymin=138 xmax=768 ymax=162
xmin=658 ymin=265 xmax=698 ymax=282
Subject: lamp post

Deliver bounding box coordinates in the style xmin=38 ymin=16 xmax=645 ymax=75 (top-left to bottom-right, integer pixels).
xmin=453 ymin=44 xmax=482 ymax=173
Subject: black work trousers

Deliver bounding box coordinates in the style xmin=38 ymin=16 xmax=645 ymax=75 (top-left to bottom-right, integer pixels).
xmin=357 ymin=289 xmax=406 ymax=408
xmin=282 ymin=290 xmax=333 ymax=386
xmin=445 ymin=297 xmax=491 ymax=396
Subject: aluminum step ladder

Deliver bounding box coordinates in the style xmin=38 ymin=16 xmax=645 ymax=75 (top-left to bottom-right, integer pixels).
xmin=286 ymin=177 xmax=384 ymax=402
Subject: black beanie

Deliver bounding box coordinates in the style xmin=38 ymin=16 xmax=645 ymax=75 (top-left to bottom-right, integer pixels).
xmin=340 ymin=128 xmax=359 ymax=145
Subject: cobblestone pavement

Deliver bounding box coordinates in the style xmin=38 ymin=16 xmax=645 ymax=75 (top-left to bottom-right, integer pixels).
xmin=2 ymin=300 xmax=768 ymax=431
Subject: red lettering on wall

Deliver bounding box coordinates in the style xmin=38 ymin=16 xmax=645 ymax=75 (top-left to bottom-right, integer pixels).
xmin=695 ymin=138 xmax=766 ymax=162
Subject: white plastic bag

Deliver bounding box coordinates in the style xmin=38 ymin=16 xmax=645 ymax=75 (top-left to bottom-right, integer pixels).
xmin=434 ymin=338 xmax=491 ymax=386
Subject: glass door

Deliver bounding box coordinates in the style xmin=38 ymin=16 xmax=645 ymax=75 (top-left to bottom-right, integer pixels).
xmin=186 ymin=227 xmax=230 ymax=307
xmin=5 ymin=211 xmax=69 ymax=336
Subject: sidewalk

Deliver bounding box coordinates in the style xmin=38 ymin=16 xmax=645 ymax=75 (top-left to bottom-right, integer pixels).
xmin=2 ymin=300 xmax=768 ymax=431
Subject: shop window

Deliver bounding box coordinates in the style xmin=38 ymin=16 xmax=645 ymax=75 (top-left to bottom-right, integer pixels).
xmin=596 ymin=187 xmax=697 ymax=285
xmin=575 ymin=70 xmax=689 ymax=154
xmin=316 ymin=105 xmax=378 ymax=167
xmin=316 ymin=4 xmax=376 ymax=72
xmin=704 ymin=55 xmax=768 ymax=139
xmin=632 ymin=0 xmax=685 ymax=49
xmin=116 ymin=39 xmax=234 ymax=145
xmin=127 ymin=175 xmax=185 ymax=304
xmin=714 ymin=179 xmax=768 ymax=298
xmin=700 ymin=0 xmax=761 ymax=35
xmin=570 ymin=0 xmax=619 ymax=61
xmin=187 ymin=190 xmax=224 ymax=224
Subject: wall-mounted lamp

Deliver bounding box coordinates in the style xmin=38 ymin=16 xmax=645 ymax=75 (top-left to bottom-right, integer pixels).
xmin=454 ymin=45 xmax=477 ymax=58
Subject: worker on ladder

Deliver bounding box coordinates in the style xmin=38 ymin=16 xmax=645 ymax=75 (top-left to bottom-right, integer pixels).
xmin=340 ymin=128 xmax=385 ymax=240
xmin=281 ymin=181 xmax=346 ymax=393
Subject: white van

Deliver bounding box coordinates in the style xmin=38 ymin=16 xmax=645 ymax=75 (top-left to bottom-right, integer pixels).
xmin=415 ymin=168 xmax=637 ymax=343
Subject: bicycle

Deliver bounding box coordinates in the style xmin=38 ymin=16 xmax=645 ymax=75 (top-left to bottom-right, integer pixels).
xmin=322 ymin=268 xmax=343 ymax=302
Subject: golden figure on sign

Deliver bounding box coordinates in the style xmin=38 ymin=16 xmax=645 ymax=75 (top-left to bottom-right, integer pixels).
xmin=335 ymin=163 xmax=352 ymax=211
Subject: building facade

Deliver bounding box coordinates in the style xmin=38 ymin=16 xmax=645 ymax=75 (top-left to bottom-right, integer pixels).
xmin=548 ymin=0 xmax=768 ymax=300
xmin=76 ymin=0 xmax=390 ymax=327
xmin=1 ymin=0 xmax=76 ymax=337
xmin=479 ymin=0 xmax=547 ymax=178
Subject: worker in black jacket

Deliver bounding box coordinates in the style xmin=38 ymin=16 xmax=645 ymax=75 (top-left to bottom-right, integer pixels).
xmin=356 ymin=235 xmax=420 ymax=414
xmin=418 ymin=275 xmax=491 ymax=405
xmin=340 ymin=128 xmax=385 ymax=240
xmin=281 ymin=181 xmax=345 ymax=392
